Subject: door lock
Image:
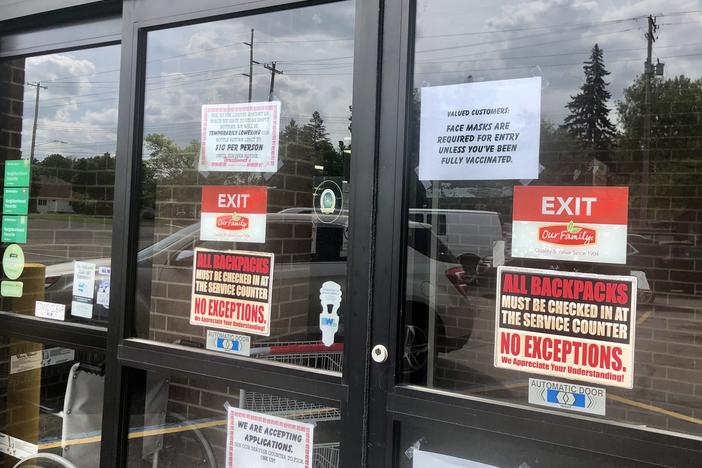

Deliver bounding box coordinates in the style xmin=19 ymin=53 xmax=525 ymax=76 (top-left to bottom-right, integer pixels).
xmin=371 ymin=344 xmax=389 ymax=363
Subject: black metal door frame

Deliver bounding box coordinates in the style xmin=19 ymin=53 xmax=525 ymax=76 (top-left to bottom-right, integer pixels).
xmin=101 ymin=0 xmax=382 ymax=467
xmin=366 ymin=2 xmax=702 ymax=467
xmin=0 ymin=0 xmax=382 ymax=467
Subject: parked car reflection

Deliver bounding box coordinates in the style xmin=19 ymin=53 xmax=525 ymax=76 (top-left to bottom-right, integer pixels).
xmin=44 ymin=214 xmax=474 ymax=377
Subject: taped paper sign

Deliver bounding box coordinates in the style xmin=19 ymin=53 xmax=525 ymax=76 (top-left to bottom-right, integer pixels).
xmin=512 ymin=186 xmax=629 ymax=264
xmin=35 ymin=301 xmax=66 ymax=321
xmin=10 ymin=347 xmax=75 ymax=374
xmin=191 ymin=248 xmax=273 ymax=336
xmin=71 ymin=261 xmax=96 ymax=318
xmin=206 ymin=330 xmax=251 ymax=356
xmin=226 ymin=407 xmax=314 ymax=468
xmin=418 ymin=77 xmax=541 ymax=181
xmin=199 ymin=101 xmax=281 ymax=172
xmin=413 ymin=450 xmax=498 ymax=468
xmin=494 ymin=266 xmax=637 ymax=388
xmin=201 ymin=186 xmax=267 ymax=243
xmin=0 ymin=433 xmax=37 ymax=459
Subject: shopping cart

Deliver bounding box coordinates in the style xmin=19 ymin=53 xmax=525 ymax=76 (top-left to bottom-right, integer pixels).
xmin=242 ymin=340 xmax=344 ymax=468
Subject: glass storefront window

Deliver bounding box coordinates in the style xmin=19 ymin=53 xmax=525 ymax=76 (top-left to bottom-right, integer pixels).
xmin=403 ymin=0 xmax=702 ymax=438
xmin=125 ymin=370 xmax=341 ymax=468
xmin=0 ymin=45 xmax=120 ymax=327
xmin=134 ymin=2 xmax=355 ymax=373
xmin=0 ymin=339 xmax=105 ymax=467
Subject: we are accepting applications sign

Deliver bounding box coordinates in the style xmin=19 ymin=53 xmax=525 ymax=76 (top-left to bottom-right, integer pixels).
xmin=511 ymin=186 xmax=629 ymax=264
xmin=494 ymin=266 xmax=637 ymax=388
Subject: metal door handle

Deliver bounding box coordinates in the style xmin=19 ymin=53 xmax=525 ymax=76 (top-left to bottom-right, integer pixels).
xmin=371 ymin=344 xmax=389 ymax=363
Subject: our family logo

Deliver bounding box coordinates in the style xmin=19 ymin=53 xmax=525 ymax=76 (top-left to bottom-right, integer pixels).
xmin=538 ymin=221 xmax=597 ymax=246
xmin=216 ymin=213 xmax=250 ymax=231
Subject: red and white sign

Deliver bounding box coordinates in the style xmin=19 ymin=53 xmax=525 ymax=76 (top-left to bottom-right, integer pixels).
xmin=191 ymin=248 xmax=273 ymax=336
xmin=200 ymin=101 xmax=280 ymax=172
xmin=226 ymin=407 xmax=314 ymax=468
xmin=201 ymin=186 xmax=267 ymax=243
xmin=511 ymin=186 xmax=629 ymax=264
xmin=494 ymin=266 xmax=637 ymax=388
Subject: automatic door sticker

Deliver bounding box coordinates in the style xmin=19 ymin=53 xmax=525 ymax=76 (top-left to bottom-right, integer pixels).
xmin=3 ymin=244 xmax=24 ymax=280
xmin=201 ymin=186 xmax=267 ymax=243
xmin=313 ymin=178 xmax=343 ymax=223
xmin=528 ymin=378 xmax=606 ymax=415
xmin=206 ymin=330 xmax=251 ymax=356
xmin=319 ymin=281 xmax=342 ymax=346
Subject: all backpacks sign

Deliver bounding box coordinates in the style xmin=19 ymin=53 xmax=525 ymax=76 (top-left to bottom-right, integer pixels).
xmin=511 ymin=186 xmax=629 ymax=264
xmin=190 ymin=248 xmax=273 ymax=336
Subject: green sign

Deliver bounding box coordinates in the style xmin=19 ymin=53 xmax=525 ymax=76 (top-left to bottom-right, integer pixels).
xmin=2 ymin=244 xmax=24 ymax=279
xmin=0 ymin=281 xmax=22 ymax=297
xmin=1 ymin=216 xmax=27 ymax=243
xmin=4 ymin=160 xmax=30 ymax=187
xmin=3 ymin=188 xmax=29 ymax=215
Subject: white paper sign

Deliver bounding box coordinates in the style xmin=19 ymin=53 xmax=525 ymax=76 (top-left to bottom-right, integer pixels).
xmin=413 ymin=450 xmax=497 ymax=468
xmin=226 ymin=407 xmax=314 ymax=468
xmin=0 ymin=433 xmax=38 ymax=459
xmin=10 ymin=347 xmax=75 ymax=374
xmin=72 ymin=261 xmax=96 ymax=299
xmin=200 ymin=101 xmax=281 ymax=173
xmin=418 ymin=77 xmax=541 ymax=180
xmin=35 ymin=301 xmax=66 ymax=321
xmin=71 ymin=261 xmax=96 ymax=318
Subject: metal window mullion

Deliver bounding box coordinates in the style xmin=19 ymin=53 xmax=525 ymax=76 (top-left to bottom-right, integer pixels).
xmin=99 ymin=1 xmax=143 ymax=465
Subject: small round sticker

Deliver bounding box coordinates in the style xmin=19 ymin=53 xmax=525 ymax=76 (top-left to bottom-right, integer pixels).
xmin=3 ymin=244 xmax=25 ymax=280
xmin=313 ymin=179 xmax=343 ymax=223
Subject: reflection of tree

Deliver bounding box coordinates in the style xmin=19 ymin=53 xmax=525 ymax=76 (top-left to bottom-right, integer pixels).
xmin=301 ymin=111 xmax=343 ymax=176
xmin=616 ymin=74 xmax=702 ymax=213
xmin=32 ymin=152 xmax=116 ymax=215
xmin=562 ymin=44 xmax=617 ymax=161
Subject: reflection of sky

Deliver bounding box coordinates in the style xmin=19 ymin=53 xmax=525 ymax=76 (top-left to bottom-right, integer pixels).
xmin=142 ymin=1 xmax=355 ymax=149
xmin=415 ymin=0 xmax=702 ymax=126
xmin=20 ymin=44 xmax=121 ymax=160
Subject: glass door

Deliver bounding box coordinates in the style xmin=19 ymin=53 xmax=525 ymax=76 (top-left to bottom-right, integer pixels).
xmin=369 ymin=1 xmax=702 ymax=467
xmin=104 ymin=0 xmax=380 ymax=466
